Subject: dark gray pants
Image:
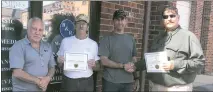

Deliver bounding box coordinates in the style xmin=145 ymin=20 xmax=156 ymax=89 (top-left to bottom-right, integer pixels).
xmin=60 ymin=75 xmax=94 ymax=92
xmin=102 ymin=78 xmax=133 ymax=92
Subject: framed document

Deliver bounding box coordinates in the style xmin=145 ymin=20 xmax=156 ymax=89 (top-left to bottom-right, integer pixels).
xmin=144 ymin=51 xmax=168 ymax=73
xmin=64 ymin=52 xmax=88 ymax=71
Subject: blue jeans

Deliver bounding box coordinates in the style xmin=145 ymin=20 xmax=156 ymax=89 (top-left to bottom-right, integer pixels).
xmin=102 ymin=78 xmax=133 ymax=92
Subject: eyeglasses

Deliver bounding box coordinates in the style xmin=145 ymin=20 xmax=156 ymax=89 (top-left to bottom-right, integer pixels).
xmin=162 ymin=15 xmax=176 ymax=19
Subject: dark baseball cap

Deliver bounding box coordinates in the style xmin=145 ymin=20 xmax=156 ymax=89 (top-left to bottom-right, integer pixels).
xmin=113 ymin=9 xmax=127 ymax=20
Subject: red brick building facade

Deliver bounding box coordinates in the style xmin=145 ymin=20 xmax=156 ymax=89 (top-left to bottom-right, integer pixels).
xmin=95 ymin=1 xmax=213 ymax=92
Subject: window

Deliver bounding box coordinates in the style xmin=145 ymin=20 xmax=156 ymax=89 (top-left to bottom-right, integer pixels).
xmin=1 ymin=1 xmax=29 ymax=91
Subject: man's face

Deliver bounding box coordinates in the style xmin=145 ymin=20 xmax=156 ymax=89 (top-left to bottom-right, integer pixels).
xmin=162 ymin=10 xmax=179 ymax=31
xmin=28 ymin=20 xmax=44 ymax=43
xmin=113 ymin=18 xmax=127 ymax=31
xmin=75 ymin=20 xmax=88 ymax=34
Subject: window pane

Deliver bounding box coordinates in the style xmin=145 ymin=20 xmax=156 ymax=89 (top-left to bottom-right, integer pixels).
xmin=1 ymin=1 xmax=29 ymax=91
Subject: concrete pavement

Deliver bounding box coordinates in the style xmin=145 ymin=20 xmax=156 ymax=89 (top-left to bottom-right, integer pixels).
xmin=193 ymin=75 xmax=213 ymax=91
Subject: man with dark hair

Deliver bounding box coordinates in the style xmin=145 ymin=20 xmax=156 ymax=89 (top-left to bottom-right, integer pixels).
xmin=136 ymin=5 xmax=205 ymax=91
xmin=99 ymin=9 xmax=137 ymax=92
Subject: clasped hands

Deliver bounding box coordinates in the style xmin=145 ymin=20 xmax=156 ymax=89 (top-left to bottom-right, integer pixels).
xmin=36 ymin=76 xmax=51 ymax=91
xmin=123 ymin=62 xmax=136 ymax=73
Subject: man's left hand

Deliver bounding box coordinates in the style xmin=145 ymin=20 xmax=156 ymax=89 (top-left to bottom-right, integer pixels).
xmin=38 ymin=76 xmax=51 ymax=91
xmin=162 ymin=60 xmax=174 ymax=71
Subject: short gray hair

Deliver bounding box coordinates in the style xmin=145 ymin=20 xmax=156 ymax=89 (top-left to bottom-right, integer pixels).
xmin=27 ymin=17 xmax=44 ymax=31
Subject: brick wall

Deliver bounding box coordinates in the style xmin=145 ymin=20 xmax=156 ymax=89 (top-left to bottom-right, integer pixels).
xmin=209 ymin=1 xmax=213 ymax=75
xmin=189 ymin=1 xmax=213 ymax=75
xmin=189 ymin=1 xmax=196 ymax=34
xmin=201 ymin=1 xmax=213 ymax=75
xmin=96 ymin=1 xmax=145 ymax=92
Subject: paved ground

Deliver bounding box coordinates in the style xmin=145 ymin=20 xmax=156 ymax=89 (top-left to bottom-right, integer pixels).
xmin=193 ymin=74 xmax=213 ymax=91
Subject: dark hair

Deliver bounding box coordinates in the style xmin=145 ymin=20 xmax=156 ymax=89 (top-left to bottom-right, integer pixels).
xmin=113 ymin=9 xmax=127 ymax=20
xmin=162 ymin=5 xmax=178 ymax=16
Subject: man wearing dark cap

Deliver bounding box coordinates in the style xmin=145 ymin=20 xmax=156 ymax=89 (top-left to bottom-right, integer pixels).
xmin=57 ymin=14 xmax=100 ymax=91
xmin=99 ymin=9 xmax=137 ymax=92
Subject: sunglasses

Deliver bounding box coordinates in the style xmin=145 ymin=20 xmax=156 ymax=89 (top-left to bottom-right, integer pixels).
xmin=162 ymin=15 xmax=176 ymax=19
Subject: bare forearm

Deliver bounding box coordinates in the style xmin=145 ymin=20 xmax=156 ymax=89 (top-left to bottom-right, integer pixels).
xmin=47 ymin=67 xmax=55 ymax=78
xmin=101 ymin=57 xmax=123 ymax=68
xmin=12 ymin=69 xmax=39 ymax=84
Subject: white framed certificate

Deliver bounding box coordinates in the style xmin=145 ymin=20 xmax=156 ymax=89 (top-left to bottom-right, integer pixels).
xmin=64 ymin=52 xmax=88 ymax=71
xmin=144 ymin=51 xmax=168 ymax=73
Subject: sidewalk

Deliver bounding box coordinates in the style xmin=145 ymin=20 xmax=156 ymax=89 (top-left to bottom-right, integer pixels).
xmin=193 ymin=74 xmax=213 ymax=91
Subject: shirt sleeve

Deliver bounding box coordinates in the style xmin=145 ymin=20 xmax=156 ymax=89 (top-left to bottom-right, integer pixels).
xmin=9 ymin=42 xmax=25 ymax=69
xmin=98 ymin=37 xmax=110 ymax=57
xmin=48 ymin=45 xmax=56 ymax=68
xmin=94 ymin=42 xmax=100 ymax=61
xmin=57 ymin=39 xmax=65 ymax=56
xmin=173 ymin=35 xmax=205 ymax=74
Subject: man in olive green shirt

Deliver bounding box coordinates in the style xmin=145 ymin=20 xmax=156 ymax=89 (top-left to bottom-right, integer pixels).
xmin=136 ymin=6 xmax=205 ymax=91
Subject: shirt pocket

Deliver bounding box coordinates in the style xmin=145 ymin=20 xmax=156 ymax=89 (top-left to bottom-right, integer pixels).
xmin=166 ymin=46 xmax=179 ymax=60
xmin=166 ymin=45 xmax=188 ymax=61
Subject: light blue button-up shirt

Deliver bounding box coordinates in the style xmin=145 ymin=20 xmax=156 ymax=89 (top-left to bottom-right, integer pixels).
xmin=9 ymin=36 xmax=56 ymax=91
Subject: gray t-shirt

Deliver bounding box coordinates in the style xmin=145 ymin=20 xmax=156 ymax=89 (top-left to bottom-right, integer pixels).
xmin=9 ymin=37 xmax=56 ymax=91
xmin=98 ymin=33 xmax=136 ymax=83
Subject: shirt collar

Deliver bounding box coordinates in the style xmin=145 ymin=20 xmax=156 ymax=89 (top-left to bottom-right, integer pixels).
xmin=23 ymin=35 xmax=31 ymax=44
xmin=23 ymin=35 xmax=44 ymax=45
xmin=160 ymin=25 xmax=181 ymax=37
xmin=166 ymin=26 xmax=181 ymax=36
xmin=74 ymin=35 xmax=88 ymax=41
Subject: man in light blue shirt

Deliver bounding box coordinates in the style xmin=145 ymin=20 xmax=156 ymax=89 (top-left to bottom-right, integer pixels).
xmin=9 ymin=17 xmax=56 ymax=91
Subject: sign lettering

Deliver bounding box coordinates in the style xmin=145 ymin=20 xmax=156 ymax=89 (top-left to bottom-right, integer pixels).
xmin=1 ymin=39 xmax=17 ymax=45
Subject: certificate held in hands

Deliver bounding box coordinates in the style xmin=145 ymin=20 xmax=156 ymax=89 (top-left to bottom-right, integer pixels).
xmin=64 ymin=52 xmax=88 ymax=71
xmin=144 ymin=51 xmax=168 ymax=73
